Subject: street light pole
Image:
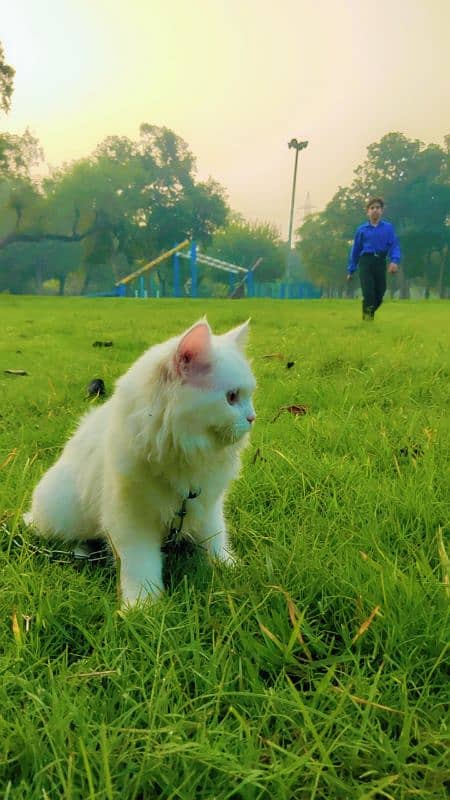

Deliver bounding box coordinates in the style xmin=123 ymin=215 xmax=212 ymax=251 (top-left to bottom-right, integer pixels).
xmin=285 ymin=138 xmax=308 ymax=282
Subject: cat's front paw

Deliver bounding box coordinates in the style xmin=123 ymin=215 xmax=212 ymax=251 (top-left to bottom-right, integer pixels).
xmin=211 ymin=546 xmax=238 ymax=567
xmin=120 ymin=579 xmax=164 ymax=609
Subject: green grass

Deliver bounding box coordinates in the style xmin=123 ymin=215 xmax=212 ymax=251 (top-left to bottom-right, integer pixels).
xmin=1 ymin=296 xmax=449 ymax=799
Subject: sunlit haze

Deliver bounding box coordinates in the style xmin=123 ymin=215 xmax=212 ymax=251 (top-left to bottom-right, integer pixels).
xmin=2 ymin=0 xmax=450 ymax=235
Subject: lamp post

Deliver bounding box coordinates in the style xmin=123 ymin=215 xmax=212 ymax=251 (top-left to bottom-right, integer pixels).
xmin=285 ymin=138 xmax=308 ymax=282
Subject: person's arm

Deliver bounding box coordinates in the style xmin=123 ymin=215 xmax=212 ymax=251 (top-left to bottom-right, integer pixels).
xmin=387 ymin=224 xmax=401 ymax=271
xmin=347 ymin=229 xmax=362 ymax=275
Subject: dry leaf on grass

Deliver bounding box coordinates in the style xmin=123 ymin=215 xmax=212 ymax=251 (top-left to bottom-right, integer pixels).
xmin=87 ymin=378 xmax=106 ymax=398
xmin=269 ymin=584 xmax=312 ymax=661
xmin=11 ymin=611 xmax=22 ymax=645
xmin=352 ymin=605 xmax=381 ymax=644
xmin=437 ymin=526 xmax=450 ymax=599
xmin=330 ymin=686 xmax=403 ymax=715
xmin=67 ymin=669 xmax=118 ymax=680
xmin=272 ymin=404 xmax=309 ymax=422
xmin=1 ymin=449 xmax=18 ymax=469
xmin=262 ymin=353 xmax=285 ymax=360
xmin=259 ymin=622 xmax=284 ymax=649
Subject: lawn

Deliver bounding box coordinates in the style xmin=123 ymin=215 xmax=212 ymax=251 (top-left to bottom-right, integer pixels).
xmin=0 ymin=296 xmax=449 ymax=799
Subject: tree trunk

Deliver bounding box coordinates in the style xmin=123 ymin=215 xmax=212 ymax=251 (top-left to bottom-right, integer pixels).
xmin=80 ymin=266 xmax=91 ymax=295
xmin=422 ymin=249 xmax=433 ymax=299
xmin=398 ymin=266 xmax=410 ymax=299
xmin=438 ymin=246 xmax=448 ymax=299
xmin=389 ymin=271 xmax=397 ymax=299
xmin=35 ymin=262 xmax=43 ymax=294
xmin=57 ymin=274 xmax=67 ymax=296
xmin=156 ymin=269 xmax=166 ymax=297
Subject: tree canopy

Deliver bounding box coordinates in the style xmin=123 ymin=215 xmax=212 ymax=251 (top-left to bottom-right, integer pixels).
xmin=0 ymin=43 xmax=15 ymax=115
xmin=1 ymin=87 xmax=448 ymax=297
xmin=0 ymin=124 xmax=229 ymax=293
xmin=207 ymin=218 xmax=284 ymax=282
xmin=297 ymin=132 xmax=450 ymax=296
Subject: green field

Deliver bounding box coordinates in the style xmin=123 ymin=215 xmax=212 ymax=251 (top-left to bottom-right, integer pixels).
xmin=1 ymin=296 xmax=449 ymax=799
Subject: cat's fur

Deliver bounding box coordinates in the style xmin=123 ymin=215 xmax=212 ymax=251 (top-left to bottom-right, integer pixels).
xmin=24 ymin=319 xmax=256 ymax=606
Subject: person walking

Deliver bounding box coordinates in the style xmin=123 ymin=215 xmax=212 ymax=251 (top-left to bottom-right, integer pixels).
xmin=347 ymin=198 xmax=401 ymax=320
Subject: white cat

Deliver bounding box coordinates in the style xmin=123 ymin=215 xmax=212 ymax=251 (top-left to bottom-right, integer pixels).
xmin=24 ymin=319 xmax=256 ymax=606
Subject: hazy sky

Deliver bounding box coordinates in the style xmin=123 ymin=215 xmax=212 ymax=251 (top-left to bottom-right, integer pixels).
xmin=2 ymin=0 xmax=450 ymax=235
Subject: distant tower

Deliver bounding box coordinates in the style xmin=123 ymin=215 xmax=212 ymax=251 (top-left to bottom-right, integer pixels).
xmin=303 ymin=192 xmax=313 ymax=220
xmin=296 ymin=192 xmax=315 ymax=228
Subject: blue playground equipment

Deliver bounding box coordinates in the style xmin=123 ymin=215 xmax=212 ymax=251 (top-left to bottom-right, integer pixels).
xmin=115 ymin=240 xmax=255 ymax=298
xmin=115 ymin=241 xmax=319 ymax=299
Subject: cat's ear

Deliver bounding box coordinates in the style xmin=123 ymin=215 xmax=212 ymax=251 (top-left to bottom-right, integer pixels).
xmin=224 ymin=319 xmax=250 ymax=351
xmin=174 ymin=321 xmax=212 ymax=384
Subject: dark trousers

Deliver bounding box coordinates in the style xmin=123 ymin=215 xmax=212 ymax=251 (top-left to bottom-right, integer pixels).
xmin=359 ymin=254 xmax=387 ymax=319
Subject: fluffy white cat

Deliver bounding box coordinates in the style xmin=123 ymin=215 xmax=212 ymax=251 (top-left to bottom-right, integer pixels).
xmin=24 ymin=319 xmax=256 ymax=606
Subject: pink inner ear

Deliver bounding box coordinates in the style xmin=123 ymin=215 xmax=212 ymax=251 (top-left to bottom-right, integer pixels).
xmin=175 ymin=323 xmax=212 ymax=382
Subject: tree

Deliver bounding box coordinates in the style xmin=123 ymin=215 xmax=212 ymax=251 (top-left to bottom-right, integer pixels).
xmin=208 ymin=219 xmax=284 ymax=282
xmin=106 ymin=125 xmax=228 ymax=260
xmin=0 ymin=240 xmax=81 ymax=294
xmin=0 ymin=124 xmax=229 ymax=293
xmin=297 ymin=132 xmax=450 ymax=296
xmin=0 ymin=42 xmax=15 ymax=114
xmin=297 ymin=213 xmax=350 ymax=296
xmin=0 ymin=127 xmax=43 ymax=179
xmin=0 ymin=129 xmax=47 ymax=266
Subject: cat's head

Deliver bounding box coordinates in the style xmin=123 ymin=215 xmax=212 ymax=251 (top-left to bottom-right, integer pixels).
xmin=167 ymin=319 xmax=256 ymax=451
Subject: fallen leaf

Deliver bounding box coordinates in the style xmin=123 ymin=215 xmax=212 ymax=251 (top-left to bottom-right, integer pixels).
xmin=437 ymin=526 xmax=450 ymax=599
xmin=352 ymin=605 xmax=381 ymax=644
xmin=87 ymin=378 xmax=106 ymax=398
xmin=330 ymin=686 xmax=403 ymax=715
xmin=11 ymin=611 xmax=22 ymax=645
xmin=269 ymin=585 xmax=312 ymax=661
xmin=259 ymin=622 xmax=283 ymax=650
xmin=398 ymin=443 xmax=423 ymax=459
xmin=285 ymin=405 xmax=308 ymax=415
xmin=1 ymin=449 xmax=18 ymax=469
xmin=271 ymin=404 xmax=309 ymax=422
xmin=67 ymin=669 xmax=118 ymax=680
xmin=262 ymin=353 xmax=285 ymax=360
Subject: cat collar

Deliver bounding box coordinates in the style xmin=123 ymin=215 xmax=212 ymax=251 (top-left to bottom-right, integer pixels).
xmin=168 ymin=489 xmax=201 ymax=539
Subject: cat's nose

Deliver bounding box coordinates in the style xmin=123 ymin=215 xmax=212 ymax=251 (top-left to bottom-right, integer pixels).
xmin=247 ymin=414 xmax=256 ymax=424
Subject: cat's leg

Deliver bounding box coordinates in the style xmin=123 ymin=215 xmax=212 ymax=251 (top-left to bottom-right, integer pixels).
xmin=116 ymin=537 xmax=164 ymax=607
xmin=105 ymin=512 xmax=164 ymax=607
xmin=196 ymin=500 xmax=235 ymax=565
xmin=25 ymin=460 xmax=98 ymax=541
xmin=25 ymin=408 xmax=107 ymax=541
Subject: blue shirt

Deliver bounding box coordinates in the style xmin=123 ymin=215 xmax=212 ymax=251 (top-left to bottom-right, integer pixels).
xmin=348 ymin=219 xmax=401 ymax=274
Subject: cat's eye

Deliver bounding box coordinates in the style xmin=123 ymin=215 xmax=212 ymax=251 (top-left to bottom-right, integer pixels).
xmin=226 ymin=390 xmax=240 ymax=405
